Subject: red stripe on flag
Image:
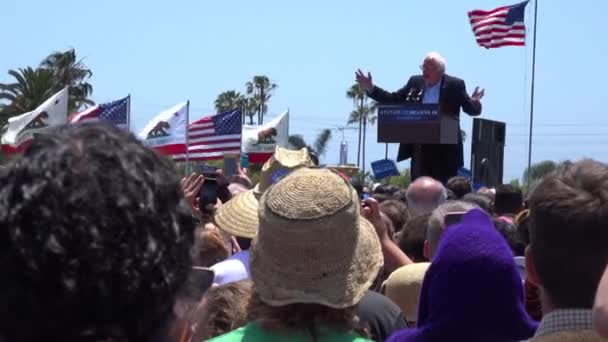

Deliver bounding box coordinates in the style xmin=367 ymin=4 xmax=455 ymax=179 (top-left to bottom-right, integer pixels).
xmin=247 ymin=152 xmax=273 ymax=164
xmin=189 ymin=138 xmax=242 ymax=146
xmin=1 ymin=140 xmax=33 ymax=154
xmin=475 ymin=25 xmax=525 ymax=35
xmin=484 ymin=41 xmax=526 ymax=48
xmin=152 ymin=143 xmax=187 ymax=156
xmin=469 ymin=13 xmax=507 ymax=25
xmin=476 ymin=33 xmax=526 ymax=44
xmin=468 ymin=6 xmax=509 ymax=17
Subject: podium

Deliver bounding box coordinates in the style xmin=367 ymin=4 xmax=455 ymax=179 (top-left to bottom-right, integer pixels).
xmin=377 ymin=103 xmax=459 ymax=144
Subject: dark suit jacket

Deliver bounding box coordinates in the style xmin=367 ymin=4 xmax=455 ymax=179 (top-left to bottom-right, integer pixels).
xmin=368 ymin=74 xmax=481 ymax=168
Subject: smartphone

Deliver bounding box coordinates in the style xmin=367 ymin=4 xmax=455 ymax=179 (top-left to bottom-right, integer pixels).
xmin=223 ymin=155 xmax=238 ymax=177
xmin=199 ymin=178 xmax=218 ymax=209
xmin=240 ymin=154 xmax=249 ymax=169
xmin=180 ymin=267 xmax=215 ymax=302
xmin=444 ymin=211 xmax=466 ymax=227
xmin=200 ymin=164 xmax=220 ymax=177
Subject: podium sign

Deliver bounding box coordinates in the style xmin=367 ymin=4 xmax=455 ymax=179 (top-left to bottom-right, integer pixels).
xmin=377 ymin=103 xmax=459 ymax=144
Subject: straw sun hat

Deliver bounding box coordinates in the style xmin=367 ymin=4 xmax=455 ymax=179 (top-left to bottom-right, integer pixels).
xmin=250 ymin=167 xmax=383 ymax=308
xmin=214 ymin=146 xmax=313 ymax=239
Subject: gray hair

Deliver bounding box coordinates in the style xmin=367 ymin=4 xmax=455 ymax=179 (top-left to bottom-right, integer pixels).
xmin=424 ymin=52 xmax=447 ymax=73
xmin=426 ymin=201 xmax=478 ymax=257
xmin=406 ymin=177 xmax=448 ymax=216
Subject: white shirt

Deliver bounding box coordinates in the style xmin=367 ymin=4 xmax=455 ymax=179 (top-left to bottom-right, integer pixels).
xmin=210 ymin=250 xmax=251 ymax=285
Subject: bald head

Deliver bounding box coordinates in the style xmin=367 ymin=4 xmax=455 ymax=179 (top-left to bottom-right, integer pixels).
xmin=406 ymin=177 xmax=447 ymax=217
xmin=425 ymin=200 xmax=478 ymax=259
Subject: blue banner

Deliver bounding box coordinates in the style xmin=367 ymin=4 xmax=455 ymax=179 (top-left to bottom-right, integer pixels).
xmin=371 ymin=159 xmax=400 ymax=180
xmin=378 ymin=104 xmax=439 ymax=123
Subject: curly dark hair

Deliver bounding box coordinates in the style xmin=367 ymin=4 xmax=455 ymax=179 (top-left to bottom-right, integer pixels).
xmin=0 ymin=124 xmax=195 ymax=342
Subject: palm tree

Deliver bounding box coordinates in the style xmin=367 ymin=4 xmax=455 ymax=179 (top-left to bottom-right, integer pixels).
xmin=346 ymin=83 xmax=377 ymax=173
xmin=215 ymin=90 xmax=244 ymax=113
xmin=288 ymin=129 xmax=333 ymax=161
xmin=40 ymin=49 xmax=94 ymax=112
xmin=0 ymin=67 xmax=56 ymax=126
xmin=246 ymin=75 xmax=277 ymax=125
xmin=238 ymin=96 xmax=258 ymax=125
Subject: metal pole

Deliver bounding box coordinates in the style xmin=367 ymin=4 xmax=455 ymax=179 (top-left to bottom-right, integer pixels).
xmin=526 ymin=0 xmax=538 ymax=187
xmin=385 ymin=143 xmax=388 ymax=159
xmin=185 ymin=100 xmax=190 ymax=175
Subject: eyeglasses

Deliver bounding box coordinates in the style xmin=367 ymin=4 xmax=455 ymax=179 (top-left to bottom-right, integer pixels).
xmin=420 ymin=65 xmax=438 ymax=71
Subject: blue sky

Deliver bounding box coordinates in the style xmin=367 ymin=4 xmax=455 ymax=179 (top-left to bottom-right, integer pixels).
xmin=2 ymin=0 xmax=606 ymax=182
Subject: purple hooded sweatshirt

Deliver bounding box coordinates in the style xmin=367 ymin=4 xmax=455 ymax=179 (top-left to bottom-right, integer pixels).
xmin=387 ymin=208 xmax=537 ymax=342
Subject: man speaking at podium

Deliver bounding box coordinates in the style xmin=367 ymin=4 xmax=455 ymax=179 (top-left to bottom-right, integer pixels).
xmin=356 ymin=52 xmax=484 ymax=184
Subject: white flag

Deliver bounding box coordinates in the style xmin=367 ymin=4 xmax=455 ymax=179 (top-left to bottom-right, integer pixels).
xmin=1 ymin=87 xmax=68 ymax=154
xmin=242 ymin=110 xmax=289 ymax=155
xmin=138 ymin=102 xmax=188 ymax=154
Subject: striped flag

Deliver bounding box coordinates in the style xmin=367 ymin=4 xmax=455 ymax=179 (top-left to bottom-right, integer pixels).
xmin=468 ymin=1 xmax=529 ymax=49
xmin=69 ymin=96 xmax=129 ymax=129
xmin=173 ymin=109 xmax=242 ymax=162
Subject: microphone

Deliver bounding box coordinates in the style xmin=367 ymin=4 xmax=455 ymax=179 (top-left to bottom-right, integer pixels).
xmin=406 ymin=88 xmax=416 ymax=102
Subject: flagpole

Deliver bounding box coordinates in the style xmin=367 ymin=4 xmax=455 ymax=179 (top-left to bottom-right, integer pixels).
xmin=526 ymin=0 xmax=538 ymax=187
xmin=126 ymin=94 xmax=131 ymax=132
xmin=185 ymin=100 xmax=190 ymax=175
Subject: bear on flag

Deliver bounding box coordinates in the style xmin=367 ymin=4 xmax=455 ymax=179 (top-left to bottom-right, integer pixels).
xmin=1 ymin=87 xmax=68 ymax=154
xmin=138 ymin=102 xmax=188 ymax=155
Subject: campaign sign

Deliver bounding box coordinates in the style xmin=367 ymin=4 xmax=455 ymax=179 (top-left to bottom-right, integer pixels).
xmin=371 ymin=159 xmax=400 ymax=180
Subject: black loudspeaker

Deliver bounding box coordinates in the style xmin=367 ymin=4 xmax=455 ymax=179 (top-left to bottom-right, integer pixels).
xmin=471 ymin=118 xmax=506 ymax=187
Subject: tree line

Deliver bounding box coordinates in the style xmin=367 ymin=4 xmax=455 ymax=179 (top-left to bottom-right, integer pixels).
xmin=0 ymin=49 xmax=94 ymax=127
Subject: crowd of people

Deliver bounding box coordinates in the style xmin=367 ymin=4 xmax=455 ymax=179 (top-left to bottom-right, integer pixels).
xmin=0 ymin=123 xmax=607 ymax=341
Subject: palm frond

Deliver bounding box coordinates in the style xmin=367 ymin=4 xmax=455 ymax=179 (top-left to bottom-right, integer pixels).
xmin=313 ymin=129 xmax=332 ymax=156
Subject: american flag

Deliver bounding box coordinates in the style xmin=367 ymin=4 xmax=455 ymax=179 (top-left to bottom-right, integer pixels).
xmin=173 ymin=109 xmax=242 ymax=162
xmin=68 ymin=96 xmax=129 ymax=128
xmin=468 ymin=1 xmax=529 ymax=49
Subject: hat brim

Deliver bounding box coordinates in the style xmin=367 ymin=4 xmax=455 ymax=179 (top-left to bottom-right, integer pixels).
xmin=250 ymin=216 xmax=383 ymax=309
xmin=214 ymin=190 xmax=259 ymax=239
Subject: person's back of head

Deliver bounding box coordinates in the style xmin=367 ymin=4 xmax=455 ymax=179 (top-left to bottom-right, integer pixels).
xmin=243 ymin=168 xmax=382 ymax=339
xmin=425 ymin=200 xmax=477 ymax=259
xmin=374 ymin=184 xmax=399 ymax=196
xmin=191 ymin=227 xmax=230 ymax=267
xmin=398 ymin=212 xmax=432 ymax=263
xmin=492 ymin=218 xmax=526 ymax=257
xmin=0 ymin=124 xmax=195 ymax=342
xmin=406 ymin=177 xmax=447 ymax=217
xmin=190 ymin=280 xmax=253 ymax=340
xmin=494 ymin=184 xmax=524 ymax=216
xmin=388 ymin=209 xmax=537 ymax=342
xmin=446 ymin=176 xmax=472 ymax=199
xmin=379 ymin=200 xmax=409 ymax=233
xmin=527 ymin=159 xmax=608 ymax=310
xmin=462 ymin=192 xmax=493 ymax=214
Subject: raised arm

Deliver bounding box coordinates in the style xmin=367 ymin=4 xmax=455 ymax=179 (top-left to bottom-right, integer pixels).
xmin=356 ymin=69 xmax=411 ymax=104
xmin=460 ymin=79 xmax=484 ymax=116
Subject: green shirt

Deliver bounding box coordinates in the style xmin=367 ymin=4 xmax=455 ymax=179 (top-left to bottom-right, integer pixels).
xmin=207 ymin=323 xmax=373 ymax=342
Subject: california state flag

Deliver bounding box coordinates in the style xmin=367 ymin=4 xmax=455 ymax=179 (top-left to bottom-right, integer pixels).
xmin=1 ymin=87 xmax=68 ymax=154
xmin=242 ymin=110 xmax=289 ymax=163
xmin=138 ymin=102 xmax=188 ymax=156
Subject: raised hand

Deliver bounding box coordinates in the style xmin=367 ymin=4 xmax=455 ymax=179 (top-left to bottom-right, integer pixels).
xmin=355 ymin=69 xmax=374 ymax=92
xmin=180 ymin=173 xmax=204 ymax=215
xmin=362 ymin=197 xmax=388 ymax=241
xmin=471 ymin=86 xmax=485 ymax=102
